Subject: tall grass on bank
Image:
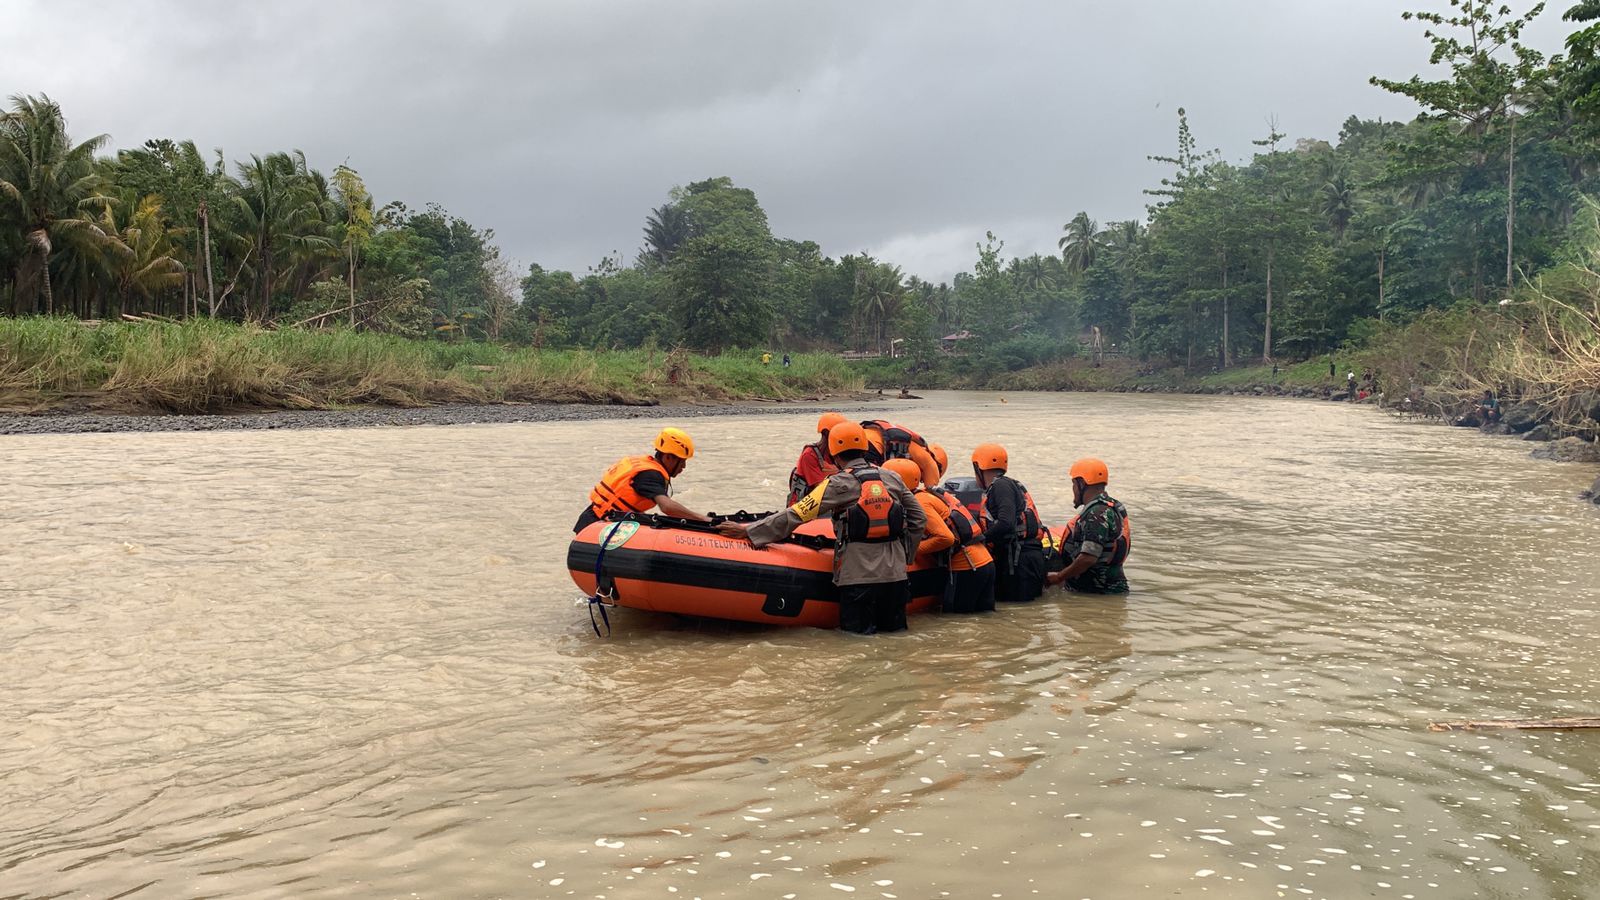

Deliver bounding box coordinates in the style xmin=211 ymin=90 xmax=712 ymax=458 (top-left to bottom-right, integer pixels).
xmin=1492 ymin=265 xmax=1600 ymax=424
xmin=0 ymin=318 xmax=864 ymax=413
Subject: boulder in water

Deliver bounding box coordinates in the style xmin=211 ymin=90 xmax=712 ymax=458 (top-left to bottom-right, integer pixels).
xmin=1583 ymin=475 xmax=1600 ymax=503
xmin=1576 ymin=391 xmax=1600 ymax=424
xmin=1502 ymin=401 xmax=1544 ymax=434
xmin=1523 ymin=424 xmax=1554 ymax=442
xmin=1531 ymin=437 xmax=1600 ymax=464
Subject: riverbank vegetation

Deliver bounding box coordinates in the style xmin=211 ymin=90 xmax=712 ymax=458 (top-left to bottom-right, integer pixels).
xmin=0 ymin=319 xmax=861 ymax=413
xmin=2 ymin=0 xmax=1597 ymax=424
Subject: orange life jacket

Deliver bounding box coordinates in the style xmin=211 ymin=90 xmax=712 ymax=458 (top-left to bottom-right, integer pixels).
xmin=926 ymin=484 xmax=978 ymax=546
xmin=588 ymin=455 xmax=671 ymax=518
xmin=839 ymin=466 xmax=906 ymax=543
xmin=860 ymin=420 xmax=927 ymax=463
xmin=927 ymin=484 xmax=992 ymax=571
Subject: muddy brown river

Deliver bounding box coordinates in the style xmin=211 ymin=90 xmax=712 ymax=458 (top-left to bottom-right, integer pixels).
xmin=3 ymin=391 xmax=1600 ymax=899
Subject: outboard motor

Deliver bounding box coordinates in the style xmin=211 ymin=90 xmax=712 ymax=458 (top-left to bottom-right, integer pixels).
xmin=941 ymin=476 xmax=985 ymax=521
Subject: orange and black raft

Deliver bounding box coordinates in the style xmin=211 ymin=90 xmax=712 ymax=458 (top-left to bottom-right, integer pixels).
xmin=568 ymin=512 xmax=947 ymax=628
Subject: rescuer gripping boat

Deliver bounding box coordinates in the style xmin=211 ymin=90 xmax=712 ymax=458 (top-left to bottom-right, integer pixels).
xmin=567 ymin=512 xmax=949 ymax=628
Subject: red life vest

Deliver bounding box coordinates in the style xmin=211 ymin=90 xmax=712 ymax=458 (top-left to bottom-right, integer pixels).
xmin=786 ymin=443 xmax=835 ymax=506
xmin=840 ymin=466 xmax=906 ymax=543
xmin=588 ymin=455 xmax=670 ymax=518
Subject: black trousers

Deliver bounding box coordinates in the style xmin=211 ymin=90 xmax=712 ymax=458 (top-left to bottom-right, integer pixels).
xmin=945 ymin=562 xmax=996 ymax=613
xmin=838 ymin=580 xmax=910 ymax=634
xmin=992 ymin=541 xmax=1026 ymax=603
xmin=1017 ymin=542 xmax=1047 ymax=601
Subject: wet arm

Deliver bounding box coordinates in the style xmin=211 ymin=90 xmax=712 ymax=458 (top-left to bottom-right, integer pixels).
xmin=655 ymin=495 xmax=709 ymax=523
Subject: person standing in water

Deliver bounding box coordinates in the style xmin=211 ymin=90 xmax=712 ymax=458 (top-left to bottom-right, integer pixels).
xmin=720 ymin=422 xmax=925 ymax=634
xmin=1046 ymin=458 xmax=1130 ymax=594
xmin=787 ymin=412 xmax=846 ymax=505
xmin=925 ymin=444 xmax=996 ymax=613
xmin=971 ymin=443 xmax=1041 ymax=603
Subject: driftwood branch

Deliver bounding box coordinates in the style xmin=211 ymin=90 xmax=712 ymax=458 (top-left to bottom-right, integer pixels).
xmin=287 ymin=297 xmax=387 ymax=330
xmin=1429 ymin=717 xmax=1600 ymax=732
xmin=215 ymin=247 xmax=253 ymax=312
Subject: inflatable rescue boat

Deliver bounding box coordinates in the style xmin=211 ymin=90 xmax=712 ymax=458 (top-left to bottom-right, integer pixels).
xmin=568 ymin=513 xmax=948 ymax=628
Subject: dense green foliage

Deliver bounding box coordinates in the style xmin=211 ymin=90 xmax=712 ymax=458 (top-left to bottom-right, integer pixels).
xmin=0 ymin=100 xmax=509 ymax=338
xmin=5 ymin=0 xmax=1600 ymax=386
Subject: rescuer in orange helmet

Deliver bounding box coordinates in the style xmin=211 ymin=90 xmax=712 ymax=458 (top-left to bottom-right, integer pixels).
xmin=970 ymin=442 xmax=1046 ymax=603
xmin=1045 ymin=457 xmax=1130 ymax=594
xmin=720 ymin=421 xmax=926 ymax=634
xmin=786 ymin=412 xmax=847 ymax=505
xmin=573 ymin=427 xmax=710 ymax=533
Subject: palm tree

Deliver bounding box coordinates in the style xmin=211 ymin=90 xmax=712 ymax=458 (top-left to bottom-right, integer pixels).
xmin=0 ymin=94 xmax=111 ymax=315
xmin=855 ymin=262 xmax=906 ymax=354
xmin=642 ymin=202 xmax=691 ymax=266
xmin=1319 ymin=171 xmax=1355 ymax=241
xmin=1058 ymin=211 xmax=1099 ymax=274
xmin=1098 ymin=219 xmax=1147 ymax=336
xmin=232 ymin=151 xmax=333 ymax=320
xmin=99 ymin=192 xmax=186 ymax=315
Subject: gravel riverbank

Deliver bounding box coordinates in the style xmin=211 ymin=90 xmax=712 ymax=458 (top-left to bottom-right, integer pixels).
xmin=0 ymin=400 xmax=900 ymax=436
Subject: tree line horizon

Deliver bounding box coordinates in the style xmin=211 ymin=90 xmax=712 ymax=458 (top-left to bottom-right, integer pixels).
xmin=5 ymin=0 xmax=1599 ymax=372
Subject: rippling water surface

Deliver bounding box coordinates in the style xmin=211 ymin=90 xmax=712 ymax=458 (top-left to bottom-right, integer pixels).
xmin=4 ymin=391 xmax=1600 ymax=899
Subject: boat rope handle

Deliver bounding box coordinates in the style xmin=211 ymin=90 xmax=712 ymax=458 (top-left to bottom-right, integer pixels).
xmin=585 ymin=520 xmax=625 ymax=638
xmin=601 ymin=510 xmax=836 ymax=550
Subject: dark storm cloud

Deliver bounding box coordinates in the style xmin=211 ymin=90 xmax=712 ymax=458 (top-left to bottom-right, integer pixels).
xmin=1 ymin=0 xmax=1574 ymax=281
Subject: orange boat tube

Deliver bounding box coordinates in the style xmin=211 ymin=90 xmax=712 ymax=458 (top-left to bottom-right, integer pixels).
xmin=568 ymin=513 xmax=947 ymax=628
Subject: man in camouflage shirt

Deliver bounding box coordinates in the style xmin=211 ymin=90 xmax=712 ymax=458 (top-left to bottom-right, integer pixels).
xmin=1045 ymin=458 xmax=1130 ymax=595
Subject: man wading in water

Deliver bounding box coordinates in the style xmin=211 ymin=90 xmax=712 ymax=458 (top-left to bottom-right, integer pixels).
xmin=1046 ymin=458 xmax=1130 ymax=595
xmin=719 ymin=422 xmax=925 ymax=634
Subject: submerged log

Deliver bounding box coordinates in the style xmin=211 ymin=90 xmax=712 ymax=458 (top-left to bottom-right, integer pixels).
xmin=1429 ymin=717 xmax=1600 ymax=732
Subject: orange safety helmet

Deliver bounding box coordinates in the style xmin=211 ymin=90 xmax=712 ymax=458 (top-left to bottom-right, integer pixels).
xmin=883 ymin=457 xmax=923 ymax=490
xmin=970 ymin=442 xmax=1008 ymax=472
xmin=654 ymin=427 xmax=695 ymax=459
xmin=816 ymin=411 xmax=847 ymax=434
xmin=929 ymin=443 xmax=949 ymax=476
xmin=1069 ymin=457 xmax=1109 ymax=485
xmin=828 ymin=421 xmax=869 ymax=456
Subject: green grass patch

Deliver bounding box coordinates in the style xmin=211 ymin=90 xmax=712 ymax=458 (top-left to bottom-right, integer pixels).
xmin=0 ymin=318 xmax=867 ymax=414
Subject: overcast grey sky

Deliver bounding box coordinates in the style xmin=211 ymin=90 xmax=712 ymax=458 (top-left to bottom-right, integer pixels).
xmin=1 ymin=0 xmax=1574 ymax=282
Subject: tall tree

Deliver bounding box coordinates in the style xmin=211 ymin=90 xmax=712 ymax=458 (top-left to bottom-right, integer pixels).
xmin=1371 ymin=0 xmax=1549 ymax=296
xmin=0 ymin=94 xmax=110 ymax=315
xmin=640 ymin=202 xmax=691 ymax=267
xmin=1058 ymin=211 xmax=1100 ymax=274
xmin=232 ymin=151 xmax=332 ymax=320
xmin=331 ymin=164 xmax=373 ymax=325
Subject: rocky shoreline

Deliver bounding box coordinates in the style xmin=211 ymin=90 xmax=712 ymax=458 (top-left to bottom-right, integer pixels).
xmin=0 ymin=400 xmax=891 ymax=436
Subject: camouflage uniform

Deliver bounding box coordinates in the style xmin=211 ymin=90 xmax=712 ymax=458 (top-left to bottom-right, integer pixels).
xmin=1060 ymin=493 xmax=1130 ymax=594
